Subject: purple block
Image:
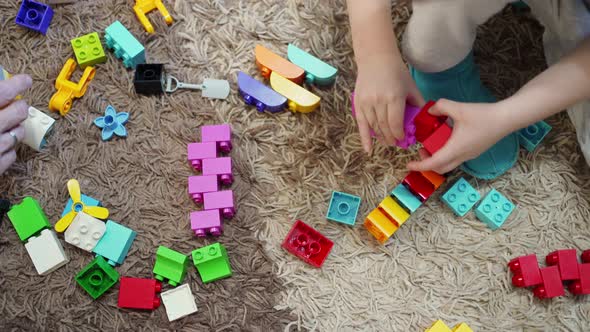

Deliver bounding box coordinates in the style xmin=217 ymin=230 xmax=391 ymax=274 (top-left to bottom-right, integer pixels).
xmin=237 ymin=71 xmax=287 ymax=113
xmin=187 ymin=142 xmax=217 ymax=172
xmin=201 ymin=124 xmax=232 ymax=153
xmin=188 ymin=175 xmax=219 ymax=204
xmin=16 ymin=0 xmax=54 ymax=35
xmin=202 ymin=157 xmax=233 ymax=185
xmin=190 ymin=209 xmax=222 ymax=237
xmin=203 ymin=190 xmax=235 ymax=219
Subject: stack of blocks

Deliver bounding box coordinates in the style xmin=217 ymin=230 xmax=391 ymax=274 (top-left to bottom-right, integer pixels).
xmin=425 ymin=320 xmax=473 ymax=332
xmin=187 ymin=124 xmax=235 ymax=237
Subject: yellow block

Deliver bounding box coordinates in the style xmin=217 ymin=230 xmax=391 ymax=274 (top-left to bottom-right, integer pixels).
xmin=420 ymin=170 xmax=445 ymax=189
xmin=425 ymin=320 xmax=452 ymax=332
xmin=134 ymin=0 xmax=173 ymax=34
xmin=364 ymin=208 xmax=398 ymax=244
xmin=269 ymin=71 xmax=320 ymax=113
xmin=378 ymin=196 xmax=410 ymax=227
xmin=49 ymin=58 xmax=96 ymax=116
xmin=452 ymin=323 xmax=473 ymax=332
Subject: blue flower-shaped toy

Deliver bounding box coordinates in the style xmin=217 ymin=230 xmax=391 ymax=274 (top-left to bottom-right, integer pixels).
xmin=94 ymin=105 xmax=129 ymax=141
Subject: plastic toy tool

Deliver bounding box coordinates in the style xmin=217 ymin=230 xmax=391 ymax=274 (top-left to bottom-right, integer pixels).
xmin=49 ymin=58 xmax=96 ymax=116
xmin=133 ymin=0 xmax=173 ymax=34
xmin=255 ymin=45 xmax=305 ymax=84
xmin=287 ymin=44 xmax=338 ymax=86
xmin=237 ymin=71 xmax=286 ymax=113
xmin=165 ymin=76 xmax=230 ymax=100
xmin=269 ymin=72 xmax=320 ymax=113
xmin=55 ymin=179 xmax=109 ymax=233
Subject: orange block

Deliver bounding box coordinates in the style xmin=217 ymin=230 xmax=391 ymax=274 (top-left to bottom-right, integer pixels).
xmin=255 ymin=45 xmax=305 ymax=84
xmin=364 ymin=208 xmax=398 ymax=244
xmin=420 ymin=170 xmax=445 ymax=189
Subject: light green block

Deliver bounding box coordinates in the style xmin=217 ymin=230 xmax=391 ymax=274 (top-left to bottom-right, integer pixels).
xmin=7 ymin=197 xmax=51 ymax=242
xmin=191 ymin=243 xmax=232 ymax=284
xmin=153 ymin=246 xmax=188 ymax=287
xmin=71 ymin=32 xmax=107 ymax=68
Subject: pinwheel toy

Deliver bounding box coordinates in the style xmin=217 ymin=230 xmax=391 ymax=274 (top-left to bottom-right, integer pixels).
xmin=55 ymin=179 xmax=109 ymax=233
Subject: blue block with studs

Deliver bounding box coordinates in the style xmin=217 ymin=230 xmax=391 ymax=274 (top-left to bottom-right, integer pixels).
xmin=518 ymin=121 xmax=551 ymax=152
xmin=390 ymin=184 xmax=422 ymax=214
xmin=441 ymin=178 xmax=480 ymax=217
xmin=61 ymin=194 xmax=101 ymax=218
xmin=326 ymin=191 xmax=361 ymax=226
xmin=475 ymin=188 xmax=515 ymax=230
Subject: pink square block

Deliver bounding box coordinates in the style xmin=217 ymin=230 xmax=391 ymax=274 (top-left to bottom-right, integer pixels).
xmin=202 ymin=157 xmax=233 ymax=185
xmin=188 ymin=175 xmax=219 ymax=204
xmin=201 ymin=124 xmax=232 ymax=153
xmin=187 ymin=142 xmax=217 ymax=171
xmin=190 ymin=209 xmax=222 ymax=237
xmin=203 ymin=190 xmax=235 ymax=219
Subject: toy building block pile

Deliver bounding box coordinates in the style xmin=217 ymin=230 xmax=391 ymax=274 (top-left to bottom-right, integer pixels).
xmin=237 ymin=44 xmax=338 ymax=113
xmin=508 ymin=249 xmax=590 ymax=299
xmin=425 ymin=320 xmax=473 ymax=332
xmin=187 ymin=124 xmax=235 ymax=237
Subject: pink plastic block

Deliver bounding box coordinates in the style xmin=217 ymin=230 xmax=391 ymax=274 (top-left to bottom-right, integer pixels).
xmin=202 ymin=157 xmax=233 ymax=185
xmin=190 ymin=209 xmax=222 ymax=237
xmin=187 ymin=142 xmax=217 ymax=172
xmin=188 ymin=175 xmax=219 ymax=204
xmin=201 ymin=124 xmax=232 ymax=153
xmin=203 ymin=190 xmax=235 ymax=219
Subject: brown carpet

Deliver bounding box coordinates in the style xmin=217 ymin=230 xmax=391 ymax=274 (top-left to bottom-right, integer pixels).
xmin=1 ymin=1 xmax=590 ymax=331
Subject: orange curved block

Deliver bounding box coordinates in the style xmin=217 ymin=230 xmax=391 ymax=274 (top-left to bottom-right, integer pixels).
xmin=269 ymin=72 xmax=320 ymax=113
xmin=49 ymin=58 xmax=96 ymax=116
xmin=255 ymin=45 xmax=305 ymax=84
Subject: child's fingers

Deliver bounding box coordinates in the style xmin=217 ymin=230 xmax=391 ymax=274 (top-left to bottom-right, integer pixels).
xmin=355 ymin=107 xmax=373 ymax=153
xmin=407 ymin=84 xmax=426 ymax=108
xmin=407 ymin=144 xmax=457 ymax=173
xmin=427 ymin=98 xmax=458 ymax=118
xmin=0 ymin=75 xmax=32 ymax=108
xmin=377 ymin=104 xmax=395 ymax=145
xmin=387 ymin=101 xmax=404 ymax=141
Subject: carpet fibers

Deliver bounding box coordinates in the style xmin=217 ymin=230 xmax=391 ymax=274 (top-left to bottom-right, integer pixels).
xmin=1 ymin=1 xmax=590 ymax=331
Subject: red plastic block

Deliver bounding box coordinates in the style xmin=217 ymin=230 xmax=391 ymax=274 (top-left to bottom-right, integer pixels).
xmin=569 ymin=263 xmax=590 ymax=295
xmin=422 ymin=123 xmax=452 ymax=155
xmin=546 ymin=249 xmax=580 ymax=281
xmin=402 ymin=171 xmax=435 ymax=202
xmin=582 ymin=249 xmax=590 ymax=263
xmin=414 ymin=101 xmax=447 ymax=142
xmin=118 ymin=277 xmax=162 ymax=310
xmin=508 ymin=254 xmax=543 ymax=287
xmin=533 ymin=266 xmax=565 ymax=299
xmin=282 ymin=220 xmax=333 ymax=268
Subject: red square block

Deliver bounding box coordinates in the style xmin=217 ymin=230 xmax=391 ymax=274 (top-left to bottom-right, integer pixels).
xmin=569 ymin=263 xmax=590 ymax=295
xmin=533 ymin=266 xmax=565 ymax=299
xmin=414 ymin=101 xmax=447 ymax=142
xmin=508 ymin=254 xmax=542 ymax=287
xmin=582 ymin=249 xmax=590 ymax=263
xmin=282 ymin=220 xmax=333 ymax=268
xmin=402 ymin=171 xmax=435 ymax=202
xmin=546 ymin=249 xmax=580 ymax=281
xmin=118 ymin=277 xmax=162 ymax=310
xmin=422 ymin=123 xmax=452 ymax=155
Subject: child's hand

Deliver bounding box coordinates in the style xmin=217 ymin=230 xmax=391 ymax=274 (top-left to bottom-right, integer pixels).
xmin=354 ymin=54 xmax=424 ymax=153
xmin=407 ymin=99 xmax=512 ymax=174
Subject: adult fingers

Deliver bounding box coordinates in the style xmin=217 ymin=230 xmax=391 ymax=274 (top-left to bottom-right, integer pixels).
xmin=355 ymin=105 xmax=373 ymax=154
xmin=0 ymin=125 xmax=24 ymax=154
xmin=0 ymin=150 xmax=17 ymax=176
xmin=0 ymin=100 xmax=28 ymax=133
xmin=376 ymin=103 xmax=395 ymax=145
xmin=0 ymin=75 xmax=32 ymax=108
xmin=387 ymin=100 xmax=405 ymax=141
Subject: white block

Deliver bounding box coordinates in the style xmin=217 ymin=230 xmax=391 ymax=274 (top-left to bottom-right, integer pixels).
xmin=24 ymin=229 xmax=69 ymax=275
xmin=22 ymin=106 xmax=55 ymax=151
xmin=64 ymin=212 xmax=106 ymax=252
xmin=161 ymin=284 xmax=198 ymax=321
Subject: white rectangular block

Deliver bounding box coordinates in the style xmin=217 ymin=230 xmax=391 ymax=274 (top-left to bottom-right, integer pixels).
xmin=22 ymin=107 xmax=55 ymax=151
xmin=25 ymin=229 xmax=69 ymax=275
xmin=161 ymin=284 xmax=198 ymax=321
xmin=64 ymin=212 xmax=106 ymax=252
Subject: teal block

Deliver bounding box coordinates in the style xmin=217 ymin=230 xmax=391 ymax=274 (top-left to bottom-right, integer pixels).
xmin=105 ymin=21 xmax=146 ymax=69
xmin=61 ymin=194 xmax=101 ymax=218
xmin=475 ymin=188 xmax=515 ymax=230
xmin=92 ymin=220 xmax=136 ymax=266
xmin=441 ymin=178 xmax=481 ymax=217
xmin=518 ymin=121 xmax=552 ymax=152
xmin=390 ymin=184 xmax=422 ymax=214
xmin=326 ymin=191 xmax=361 ymax=226
xmin=287 ymin=44 xmax=338 ymax=86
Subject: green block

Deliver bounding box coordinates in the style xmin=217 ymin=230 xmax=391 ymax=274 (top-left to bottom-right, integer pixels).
xmin=153 ymin=246 xmax=188 ymax=287
xmin=71 ymin=32 xmax=107 ymax=68
xmin=191 ymin=243 xmax=232 ymax=284
xmin=75 ymin=256 xmax=119 ymax=299
xmin=7 ymin=197 xmax=51 ymax=242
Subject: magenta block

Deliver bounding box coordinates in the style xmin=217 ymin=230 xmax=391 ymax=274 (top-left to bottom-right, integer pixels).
xmin=190 ymin=209 xmax=222 ymax=237
xmin=201 ymin=124 xmax=232 ymax=153
xmin=187 ymin=142 xmax=217 ymax=171
xmin=203 ymin=190 xmax=235 ymax=219
xmin=188 ymin=175 xmax=219 ymax=204
xmin=202 ymin=157 xmax=233 ymax=185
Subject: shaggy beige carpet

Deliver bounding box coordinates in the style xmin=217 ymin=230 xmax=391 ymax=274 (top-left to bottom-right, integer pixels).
xmin=1 ymin=0 xmax=590 ymax=331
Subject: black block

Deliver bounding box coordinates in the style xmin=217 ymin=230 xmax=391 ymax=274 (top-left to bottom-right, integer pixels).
xmin=134 ymin=64 xmax=165 ymax=95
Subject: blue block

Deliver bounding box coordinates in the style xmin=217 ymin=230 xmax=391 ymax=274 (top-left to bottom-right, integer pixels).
xmin=326 ymin=191 xmax=361 ymax=226
xmin=15 ymin=0 xmax=54 ymax=35
xmin=93 ymin=220 xmax=137 ymax=266
xmin=475 ymin=189 xmax=515 ymax=230
xmin=390 ymin=184 xmax=422 ymax=213
xmin=61 ymin=194 xmax=101 ymax=218
xmin=518 ymin=121 xmax=551 ymax=152
xmin=105 ymin=21 xmax=146 ymax=69
xmin=441 ymin=178 xmax=481 ymax=217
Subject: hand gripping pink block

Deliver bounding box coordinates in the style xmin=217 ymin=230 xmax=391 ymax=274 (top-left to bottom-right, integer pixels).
xmin=201 ymin=124 xmax=232 ymax=153
xmin=202 ymin=157 xmax=233 ymax=185
xmin=187 ymin=142 xmax=217 ymax=172
xmin=190 ymin=209 xmax=222 ymax=237
xmin=188 ymin=175 xmax=219 ymax=204
xmin=203 ymin=190 xmax=235 ymax=219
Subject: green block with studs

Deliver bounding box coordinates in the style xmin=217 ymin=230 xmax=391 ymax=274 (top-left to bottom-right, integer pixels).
xmin=7 ymin=197 xmax=51 ymax=242
xmin=153 ymin=246 xmax=189 ymax=287
xmin=71 ymin=32 xmax=107 ymax=68
xmin=75 ymin=256 xmax=119 ymax=299
xmin=191 ymin=243 xmax=232 ymax=284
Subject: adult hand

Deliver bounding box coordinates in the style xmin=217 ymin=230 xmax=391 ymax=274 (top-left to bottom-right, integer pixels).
xmin=407 ymin=99 xmax=512 ymax=174
xmin=0 ymin=74 xmax=32 ymax=175
xmin=354 ymin=54 xmax=424 ymax=153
